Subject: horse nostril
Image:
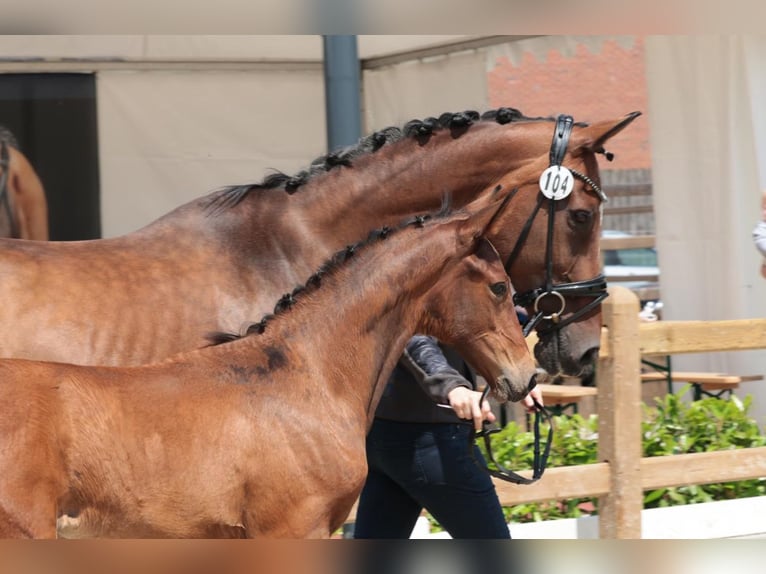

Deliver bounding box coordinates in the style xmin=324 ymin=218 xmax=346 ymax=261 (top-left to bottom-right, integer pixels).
xmin=579 ymin=348 xmax=600 ymax=386
xmin=581 ymin=347 xmax=600 ymax=366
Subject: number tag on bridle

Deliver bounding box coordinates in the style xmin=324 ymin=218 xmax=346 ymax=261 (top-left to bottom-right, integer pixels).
xmin=539 ymin=165 xmax=574 ymax=200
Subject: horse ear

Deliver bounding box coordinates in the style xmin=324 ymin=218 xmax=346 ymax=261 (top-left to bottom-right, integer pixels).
xmin=571 ymin=111 xmax=642 ymax=154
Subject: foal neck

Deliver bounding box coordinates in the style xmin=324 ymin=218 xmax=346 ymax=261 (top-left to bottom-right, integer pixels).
xmin=215 ymin=217 xmax=464 ymax=426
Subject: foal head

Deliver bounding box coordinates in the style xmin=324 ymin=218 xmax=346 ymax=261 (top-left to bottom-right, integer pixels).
xmin=419 ymin=196 xmax=538 ymax=402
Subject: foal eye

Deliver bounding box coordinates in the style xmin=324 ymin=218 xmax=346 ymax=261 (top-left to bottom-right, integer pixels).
xmin=569 ymin=209 xmax=593 ymax=227
xmin=490 ymin=282 xmax=508 ymax=297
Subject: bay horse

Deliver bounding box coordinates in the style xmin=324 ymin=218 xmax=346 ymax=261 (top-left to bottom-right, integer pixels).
xmin=0 ymin=195 xmax=538 ymax=538
xmin=0 ymin=128 xmax=49 ymax=240
xmin=0 ymin=108 xmax=639 ymax=382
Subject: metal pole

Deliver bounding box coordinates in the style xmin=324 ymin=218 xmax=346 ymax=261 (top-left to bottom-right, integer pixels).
xmin=322 ymin=35 xmax=362 ymax=153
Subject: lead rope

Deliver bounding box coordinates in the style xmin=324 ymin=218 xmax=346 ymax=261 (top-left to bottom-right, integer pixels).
xmin=471 ymin=384 xmax=553 ymax=484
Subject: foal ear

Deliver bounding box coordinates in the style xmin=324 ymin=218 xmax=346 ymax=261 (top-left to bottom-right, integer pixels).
xmin=458 ymin=188 xmax=515 ymax=247
xmin=474 ymin=236 xmax=502 ymax=263
xmin=464 ymin=237 xmax=503 ymax=278
xmin=571 ymin=111 xmax=642 ymax=154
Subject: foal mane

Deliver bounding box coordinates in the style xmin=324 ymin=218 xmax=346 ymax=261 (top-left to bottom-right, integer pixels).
xmin=203 ymin=107 xmax=591 ymax=213
xmin=206 ymin=201 xmax=456 ymax=346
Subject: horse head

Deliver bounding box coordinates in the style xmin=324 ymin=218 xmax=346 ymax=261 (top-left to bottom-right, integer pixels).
xmin=478 ymin=111 xmax=642 ymax=383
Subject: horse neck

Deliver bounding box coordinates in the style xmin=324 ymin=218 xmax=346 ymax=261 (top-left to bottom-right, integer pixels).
xmin=215 ymin=223 xmax=460 ymax=428
xmin=276 ymin=126 xmax=535 ymax=246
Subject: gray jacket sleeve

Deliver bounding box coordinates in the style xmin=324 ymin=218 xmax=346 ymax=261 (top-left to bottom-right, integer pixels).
xmin=399 ymin=335 xmax=472 ymax=405
xmin=754 ymin=221 xmax=766 ymax=258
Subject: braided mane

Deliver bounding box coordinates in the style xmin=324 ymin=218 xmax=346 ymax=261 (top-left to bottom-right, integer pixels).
xmin=203 ymin=107 xmax=589 ymax=213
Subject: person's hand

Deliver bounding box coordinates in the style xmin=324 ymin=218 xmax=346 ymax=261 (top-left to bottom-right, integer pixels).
xmin=761 ymin=262 xmax=766 ymax=279
xmin=447 ymin=387 xmax=496 ymax=431
xmin=522 ymin=385 xmax=544 ymax=413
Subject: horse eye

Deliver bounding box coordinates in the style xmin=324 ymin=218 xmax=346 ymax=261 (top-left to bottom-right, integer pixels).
xmin=490 ymin=282 xmax=508 ymax=297
xmin=569 ymin=209 xmax=593 ymax=226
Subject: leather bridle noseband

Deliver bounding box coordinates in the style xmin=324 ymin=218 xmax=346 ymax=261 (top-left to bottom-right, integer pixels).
xmin=473 ymin=114 xmax=610 ymax=484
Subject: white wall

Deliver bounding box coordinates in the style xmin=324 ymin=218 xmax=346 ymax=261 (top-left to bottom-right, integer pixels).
xmin=362 ymin=48 xmax=489 ymax=131
xmin=645 ymin=35 xmax=766 ymax=422
xmin=97 ymin=68 xmax=327 ymax=236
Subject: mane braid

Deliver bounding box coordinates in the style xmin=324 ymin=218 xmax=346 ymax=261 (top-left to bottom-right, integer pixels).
xmin=205 ymin=206 xmax=459 ymax=346
xmin=201 ymin=107 xmax=590 ymax=213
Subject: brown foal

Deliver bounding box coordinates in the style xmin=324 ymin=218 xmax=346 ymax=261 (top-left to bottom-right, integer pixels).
xmin=0 ymin=196 xmax=537 ymax=538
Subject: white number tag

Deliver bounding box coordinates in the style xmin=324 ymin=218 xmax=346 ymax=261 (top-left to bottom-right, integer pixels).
xmin=539 ymin=166 xmax=574 ymax=200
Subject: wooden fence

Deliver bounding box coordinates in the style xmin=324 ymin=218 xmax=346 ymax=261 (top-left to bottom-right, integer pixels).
xmin=601 ymin=168 xmax=654 ymax=234
xmin=494 ymin=286 xmax=766 ymax=538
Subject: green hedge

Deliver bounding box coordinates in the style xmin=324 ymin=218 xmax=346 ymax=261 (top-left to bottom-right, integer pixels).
xmin=482 ymin=385 xmax=766 ymax=523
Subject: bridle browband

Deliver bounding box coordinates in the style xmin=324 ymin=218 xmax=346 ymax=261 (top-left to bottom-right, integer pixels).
xmin=473 ymin=115 xmax=610 ymax=485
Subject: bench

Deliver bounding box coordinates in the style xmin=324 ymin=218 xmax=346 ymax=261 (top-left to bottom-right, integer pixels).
xmin=537 ymin=383 xmax=597 ymax=415
xmin=640 ymin=371 xmax=763 ymax=400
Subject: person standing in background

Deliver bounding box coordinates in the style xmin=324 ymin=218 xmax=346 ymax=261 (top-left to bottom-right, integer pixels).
xmin=753 ymin=191 xmax=766 ymax=279
xmin=0 ymin=125 xmax=49 ymax=240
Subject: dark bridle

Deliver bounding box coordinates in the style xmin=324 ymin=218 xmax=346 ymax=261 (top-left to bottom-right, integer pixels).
xmin=475 ymin=115 xmax=609 ymax=484
xmin=507 ymin=114 xmax=609 ymax=337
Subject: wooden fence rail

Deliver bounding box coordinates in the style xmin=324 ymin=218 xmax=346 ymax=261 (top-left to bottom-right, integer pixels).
xmin=495 ymin=286 xmax=766 ymax=538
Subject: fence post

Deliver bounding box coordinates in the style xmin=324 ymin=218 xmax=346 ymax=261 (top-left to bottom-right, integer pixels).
xmin=597 ymin=286 xmax=643 ymax=538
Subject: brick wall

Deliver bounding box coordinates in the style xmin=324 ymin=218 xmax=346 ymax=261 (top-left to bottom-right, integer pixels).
xmin=488 ymin=37 xmax=651 ymax=171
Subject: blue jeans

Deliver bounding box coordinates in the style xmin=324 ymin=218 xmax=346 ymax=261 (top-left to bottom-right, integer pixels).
xmin=353 ymin=418 xmax=511 ymax=539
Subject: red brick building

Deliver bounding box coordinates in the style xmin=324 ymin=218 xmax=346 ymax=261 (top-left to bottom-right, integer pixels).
xmin=487 ymin=37 xmax=651 ymax=171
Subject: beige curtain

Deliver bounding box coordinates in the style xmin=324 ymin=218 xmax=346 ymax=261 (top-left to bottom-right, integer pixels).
xmin=645 ymin=35 xmax=766 ymax=421
xmin=362 ymin=49 xmax=489 ymax=131
xmin=97 ymin=68 xmax=326 ymax=237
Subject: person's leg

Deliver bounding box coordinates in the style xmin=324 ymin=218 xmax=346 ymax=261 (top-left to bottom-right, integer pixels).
xmin=406 ymin=423 xmax=511 ymax=539
xmin=353 ymin=467 xmax=424 ymax=538
xmin=353 ymin=419 xmax=424 ymax=539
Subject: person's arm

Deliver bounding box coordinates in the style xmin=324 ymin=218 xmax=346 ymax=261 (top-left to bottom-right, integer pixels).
xmin=401 ymin=335 xmax=470 ymax=403
xmin=401 ymin=335 xmax=494 ymax=430
xmin=753 ymin=221 xmax=766 ymax=256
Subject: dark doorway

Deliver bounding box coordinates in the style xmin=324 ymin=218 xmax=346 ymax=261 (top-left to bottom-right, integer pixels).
xmin=0 ymin=73 xmax=100 ymax=240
